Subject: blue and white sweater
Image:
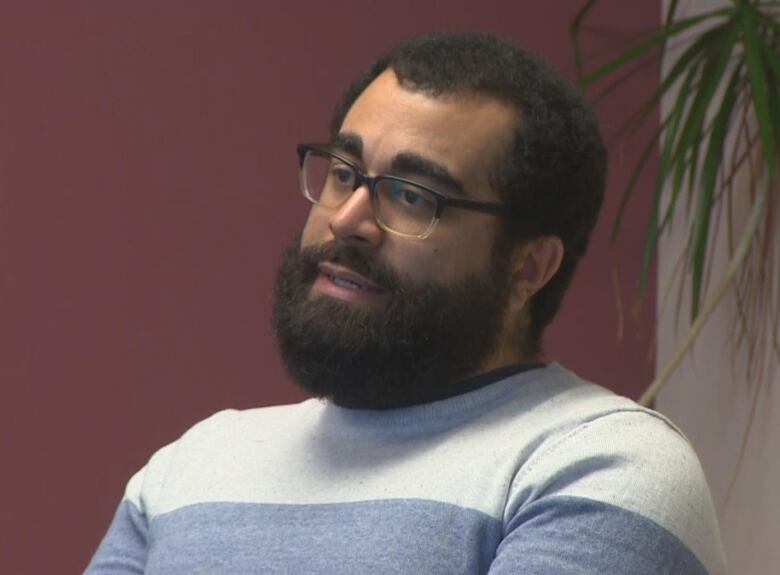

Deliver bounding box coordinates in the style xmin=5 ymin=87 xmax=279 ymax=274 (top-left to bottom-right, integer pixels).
xmin=87 ymin=363 xmax=725 ymax=574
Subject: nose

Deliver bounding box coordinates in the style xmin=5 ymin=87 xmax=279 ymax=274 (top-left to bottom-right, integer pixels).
xmin=328 ymin=185 xmax=384 ymax=247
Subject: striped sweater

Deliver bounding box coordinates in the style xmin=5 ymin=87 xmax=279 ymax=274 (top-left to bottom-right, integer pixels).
xmin=86 ymin=363 xmax=725 ymax=574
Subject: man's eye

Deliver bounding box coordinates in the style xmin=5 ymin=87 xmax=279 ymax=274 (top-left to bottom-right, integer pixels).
xmin=401 ymin=190 xmax=422 ymax=205
xmin=330 ymin=165 xmax=353 ymax=184
xmin=388 ymin=186 xmax=427 ymax=207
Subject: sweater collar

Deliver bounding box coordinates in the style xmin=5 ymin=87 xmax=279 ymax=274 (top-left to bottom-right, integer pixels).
xmin=317 ymin=362 xmax=553 ymax=430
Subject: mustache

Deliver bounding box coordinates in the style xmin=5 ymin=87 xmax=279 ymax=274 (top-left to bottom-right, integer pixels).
xmin=298 ymin=240 xmax=402 ymax=294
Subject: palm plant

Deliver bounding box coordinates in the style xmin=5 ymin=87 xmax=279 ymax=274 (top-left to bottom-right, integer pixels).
xmin=572 ymin=0 xmax=780 ymax=405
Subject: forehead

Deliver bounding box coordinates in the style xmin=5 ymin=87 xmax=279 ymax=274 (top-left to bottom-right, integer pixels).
xmin=338 ymin=69 xmax=518 ymax=200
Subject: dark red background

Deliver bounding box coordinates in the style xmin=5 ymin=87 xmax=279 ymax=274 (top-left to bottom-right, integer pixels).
xmin=0 ymin=2 xmax=659 ymax=572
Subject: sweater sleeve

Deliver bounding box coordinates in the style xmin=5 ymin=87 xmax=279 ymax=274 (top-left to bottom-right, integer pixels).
xmin=487 ymin=410 xmax=725 ymax=575
xmin=84 ymin=439 xmax=178 ymax=574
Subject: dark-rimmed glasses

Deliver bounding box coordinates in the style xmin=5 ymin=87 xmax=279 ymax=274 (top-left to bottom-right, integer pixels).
xmin=297 ymin=143 xmax=508 ymax=239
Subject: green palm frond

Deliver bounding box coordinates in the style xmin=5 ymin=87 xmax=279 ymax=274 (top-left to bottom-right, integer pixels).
xmin=572 ymin=0 xmax=780 ymax=403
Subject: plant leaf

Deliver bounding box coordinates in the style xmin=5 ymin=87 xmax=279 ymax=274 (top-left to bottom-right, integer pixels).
xmin=630 ymin=25 xmax=723 ymax=130
xmin=669 ymin=21 xmax=739 ymax=217
xmin=754 ymin=8 xmax=780 ymax=36
xmin=658 ymin=61 xmax=701 ymax=232
xmin=571 ymin=0 xmax=599 ymax=78
xmin=665 ymin=0 xmax=682 ymax=24
xmin=689 ymin=65 xmax=743 ymax=318
xmin=610 ymin=121 xmax=666 ymax=243
xmin=578 ymin=7 xmax=734 ymax=86
xmin=635 ymin=76 xmax=694 ymax=303
xmin=636 ymin=176 xmax=663 ymax=307
xmin=758 ymin=25 xmax=780 ymax=148
xmin=635 ymin=63 xmax=701 ymax=305
xmin=742 ymin=3 xmax=777 ymax=180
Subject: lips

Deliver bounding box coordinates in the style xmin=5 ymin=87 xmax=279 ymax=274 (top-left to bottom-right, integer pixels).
xmin=317 ymin=262 xmax=385 ymax=293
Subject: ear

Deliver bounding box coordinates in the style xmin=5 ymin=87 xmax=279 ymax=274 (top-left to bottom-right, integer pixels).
xmin=507 ymin=236 xmax=564 ymax=314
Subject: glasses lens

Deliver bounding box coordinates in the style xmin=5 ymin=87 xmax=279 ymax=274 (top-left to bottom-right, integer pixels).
xmin=374 ymin=178 xmax=438 ymax=237
xmin=302 ymin=151 xmax=356 ymax=208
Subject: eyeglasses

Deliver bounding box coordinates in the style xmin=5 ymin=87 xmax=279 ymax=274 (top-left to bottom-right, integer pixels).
xmin=296 ymin=143 xmax=508 ymax=239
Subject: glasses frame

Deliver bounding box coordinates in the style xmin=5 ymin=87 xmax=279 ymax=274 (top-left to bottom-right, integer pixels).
xmin=297 ymin=143 xmax=509 ymax=239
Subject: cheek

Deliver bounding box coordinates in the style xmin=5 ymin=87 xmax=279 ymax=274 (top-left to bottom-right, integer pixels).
xmin=385 ymin=244 xmax=476 ymax=284
xmin=300 ymin=208 xmax=331 ymax=248
xmin=418 ymin=232 xmax=495 ymax=280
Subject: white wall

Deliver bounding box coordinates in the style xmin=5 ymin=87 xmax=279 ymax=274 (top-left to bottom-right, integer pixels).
xmin=656 ymin=2 xmax=780 ymax=574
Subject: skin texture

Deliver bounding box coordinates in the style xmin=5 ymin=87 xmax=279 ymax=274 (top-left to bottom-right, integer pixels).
xmin=300 ymin=69 xmax=563 ymax=371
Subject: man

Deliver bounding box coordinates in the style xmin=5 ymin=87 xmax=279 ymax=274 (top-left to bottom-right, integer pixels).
xmin=87 ymin=32 xmax=725 ymax=574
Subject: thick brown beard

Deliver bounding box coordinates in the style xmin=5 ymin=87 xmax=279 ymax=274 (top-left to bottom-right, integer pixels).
xmin=271 ymin=236 xmax=514 ymax=409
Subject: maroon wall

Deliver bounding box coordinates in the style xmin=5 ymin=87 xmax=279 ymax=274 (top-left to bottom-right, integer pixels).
xmin=0 ymin=2 xmax=659 ymax=572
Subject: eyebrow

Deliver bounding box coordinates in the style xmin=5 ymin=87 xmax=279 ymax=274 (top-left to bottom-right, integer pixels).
xmin=332 ymin=131 xmax=466 ymax=197
xmin=390 ymin=153 xmax=465 ymax=197
xmin=331 ymin=133 xmax=363 ymax=159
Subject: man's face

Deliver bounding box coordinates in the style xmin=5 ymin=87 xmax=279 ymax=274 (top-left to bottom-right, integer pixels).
xmin=301 ymin=69 xmax=517 ymax=291
xmin=272 ymin=70 xmax=521 ymax=409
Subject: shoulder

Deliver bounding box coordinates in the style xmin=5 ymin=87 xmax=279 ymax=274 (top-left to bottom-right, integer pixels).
xmin=177 ymin=400 xmax=322 ymax=442
xmin=515 ymin=405 xmax=708 ymax=510
xmin=501 ymin=366 xmax=724 ymax=574
xmin=511 ymin=365 xmax=716 ymax=537
xmin=123 ymin=400 xmax=323 ymax=513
